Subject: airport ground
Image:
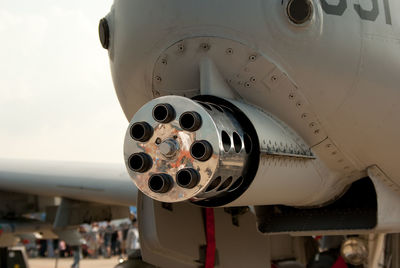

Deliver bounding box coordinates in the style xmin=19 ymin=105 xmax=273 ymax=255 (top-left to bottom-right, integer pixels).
xmin=29 ymin=256 xmax=120 ymax=268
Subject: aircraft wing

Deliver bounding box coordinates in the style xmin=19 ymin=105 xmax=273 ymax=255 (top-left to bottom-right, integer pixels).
xmin=0 ymin=158 xmax=137 ymax=207
xmin=0 ymin=159 xmax=138 ymax=247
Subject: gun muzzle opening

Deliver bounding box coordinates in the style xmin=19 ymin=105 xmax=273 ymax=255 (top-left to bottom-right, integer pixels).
xmin=148 ymin=174 xmax=172 ymax=193
xmin=190 ymin=140 xmax=213 ymax=161
xmin=152 ymin=103 xmax=175 ymax=123
xmin=176 ymin=168 xmax=200 ymax=189
xmin=128 ymin=153 xmax=152 ymax=173
xmin=179 ymin=111 xmax=202 ymax=132
xmin=130 ymin=122 xmax=153 ymax=142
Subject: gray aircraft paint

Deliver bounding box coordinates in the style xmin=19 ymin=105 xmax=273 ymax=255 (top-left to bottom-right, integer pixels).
xmin=320 ymin=0 xmax=347 ymax=16
xmin=0 ymin=159 xmax=137 ymax=207
xmin=106 ymin=0 xmax=400 ymax=198
xmin=320 ymin=0 xmax=391 ymax=24
xmin=99 ymin=1 xmax=400 ymax=266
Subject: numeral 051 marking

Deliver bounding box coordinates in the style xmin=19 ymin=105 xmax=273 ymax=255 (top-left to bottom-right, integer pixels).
xmin=320 ymin=0 xmax=392 ymax=25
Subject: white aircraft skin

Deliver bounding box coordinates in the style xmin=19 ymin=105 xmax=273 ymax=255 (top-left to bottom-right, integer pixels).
xmin=107 ymin=0 xmax=400 ymax=193
xmin=100 ymin=1 xmax=400 ymax=266
xmin=0 ymin=159 xmax=137 ymax=206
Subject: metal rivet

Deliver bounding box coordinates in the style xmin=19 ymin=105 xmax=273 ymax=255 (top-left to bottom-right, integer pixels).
xmin=309 ymin=122 xmax=315 ymax=128
xmin=161 ymin=59 xmax=168 ymax=65
xmin=155 ymin=76 xmax=162 ymax=83
xmin=200 ymin=43 xmax=210 ymax=51
xmin=249 ymin=55 xmax=257 ymax=61
xmin=301 ymin=113 xmax=308 ymax=119
xmin=177 ymin=43 xmax=185 ymax=52
xmin=296 ymin=102 xmax=302 ymax=107
xmin=271 ymin=75 xmax=278 ymax=82
xmin=244 ymin=82 xmax=251 ymax=88
xmin=289 ymin=93 xmax=295 ymax=99
xmin=226 ymin=48 xmax=233 ymax=55
xmin=250 ymin=77 xmax=256 ymax=83
xmin=155 ymin=138 xmax=162 ymax=144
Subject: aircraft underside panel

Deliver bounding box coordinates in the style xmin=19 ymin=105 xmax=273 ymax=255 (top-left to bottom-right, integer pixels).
xmin=137 ymin=192 xmax=270 ymax=268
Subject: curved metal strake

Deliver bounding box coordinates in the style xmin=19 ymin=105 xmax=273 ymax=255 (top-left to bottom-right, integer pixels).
xmin=124 ymin=96 xmax=250 ymax=203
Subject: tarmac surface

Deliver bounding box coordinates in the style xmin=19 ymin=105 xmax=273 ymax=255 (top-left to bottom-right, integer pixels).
xmin=29 ymin=256 xmax=120 ymax=268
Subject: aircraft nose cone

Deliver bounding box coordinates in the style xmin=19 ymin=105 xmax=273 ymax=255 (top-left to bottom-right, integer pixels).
xmin=159 ymin=139 xmax=178 ymax=157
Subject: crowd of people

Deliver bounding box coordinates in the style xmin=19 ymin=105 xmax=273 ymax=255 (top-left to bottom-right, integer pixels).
xmin=24 ymin=216 xmax=140 ymax=265
xmin=82 ymin=217 xmax=140 ymax=259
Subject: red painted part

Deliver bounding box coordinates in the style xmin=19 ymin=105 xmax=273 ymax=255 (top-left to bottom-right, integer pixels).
xmin=205 ymin=208 xmax=216 ymax=268
xmin=332 ymin=256 xmax=348 ymax=268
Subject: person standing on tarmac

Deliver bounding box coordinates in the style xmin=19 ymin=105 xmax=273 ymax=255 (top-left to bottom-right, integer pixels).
xmin=115 ymin=216 xmax=155 ymax=268
xmin=125 ymin=218 xmax=140 ymax=257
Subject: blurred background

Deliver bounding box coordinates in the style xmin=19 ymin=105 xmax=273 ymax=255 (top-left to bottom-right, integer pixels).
xmin=0 ymin=0 xmax=127 ymax=163
xmin=0 ymin=2 xmax=135 ymax=267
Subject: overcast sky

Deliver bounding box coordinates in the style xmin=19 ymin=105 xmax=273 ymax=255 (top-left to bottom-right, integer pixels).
xmin=0 ymin=1 xmax=128 ymax=163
